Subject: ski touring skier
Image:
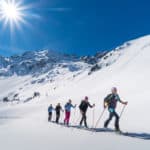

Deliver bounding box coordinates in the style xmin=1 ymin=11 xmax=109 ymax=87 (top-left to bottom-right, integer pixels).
xmin=79 ymin=96 xmax=95 ymax=128
xmin=48 ymin=104 xmax=55 ymax=122
xmin=104 ymin=87 xmax=128 ymax=132
xmin=64 ymin=99 xmax=76 ymax=126
xmin=55 ymin=103 xmax=63 ymax=123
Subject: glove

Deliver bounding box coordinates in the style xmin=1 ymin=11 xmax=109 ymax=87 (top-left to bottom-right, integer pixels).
xmin=104 ymin=102 xmax=108 ymax=108
xmin=124 ymin=102 xmax=128 ymax=105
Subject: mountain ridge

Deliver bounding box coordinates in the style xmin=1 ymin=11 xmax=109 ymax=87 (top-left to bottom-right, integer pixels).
xmin=0 ymin=35 xmax=150 ymax=77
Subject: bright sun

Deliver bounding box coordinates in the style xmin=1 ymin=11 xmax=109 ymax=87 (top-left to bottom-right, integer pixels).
xmin=1 ymin=1 xmax=20 ymax=20
xmin=0 ymin=0 xmax=40 ymax=34
xmin=0 ymin=0 xmax=28 ymax=30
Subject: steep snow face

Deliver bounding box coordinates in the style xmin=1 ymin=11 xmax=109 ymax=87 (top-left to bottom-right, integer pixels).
xmin=95 ymin=35 xmax=150 ymax=69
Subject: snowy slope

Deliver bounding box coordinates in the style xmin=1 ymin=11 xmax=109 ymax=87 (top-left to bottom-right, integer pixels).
xmin=0 ymin=35 xmax=150 ymax=150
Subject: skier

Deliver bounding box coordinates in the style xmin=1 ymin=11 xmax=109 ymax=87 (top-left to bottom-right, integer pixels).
xmin=64 ymin=99 xmax=76 ymax=126
xmin=104 ymin=87 xmax=128 ymax=132
xmin=55 ymin=103 xmax=63 ymax=123
xmin=79 ymin=96 xmax=95 ymax=128
xmin=48 ymin=104 xmax=54 ymax=122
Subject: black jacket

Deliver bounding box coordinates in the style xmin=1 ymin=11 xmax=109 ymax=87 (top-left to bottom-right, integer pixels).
xmin=79 ymin=100 xmax=93 ymax=113
xmin=55 ymin=105 xmax=62 ymax=114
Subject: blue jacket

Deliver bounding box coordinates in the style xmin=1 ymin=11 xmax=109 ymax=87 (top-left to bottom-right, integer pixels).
xmin=64 ymin=103 xmax=75 ymax=112
xmin=48 ymin=106 xmax=54 ymax=113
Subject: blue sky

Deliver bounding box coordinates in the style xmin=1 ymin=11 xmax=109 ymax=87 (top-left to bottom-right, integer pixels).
xmin=0 ymin=0 xmax=150 ymax=56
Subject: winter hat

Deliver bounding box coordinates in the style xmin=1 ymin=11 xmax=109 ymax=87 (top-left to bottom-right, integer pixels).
xmin=85 ymin=96 xmax=89 ymax=101
xmin=111 ymin=87 xmax=117 ymax=93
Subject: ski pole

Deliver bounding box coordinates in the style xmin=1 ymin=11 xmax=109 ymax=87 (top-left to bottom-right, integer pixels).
xmin=74 ymin=113 xmax=81 ymax=125
xmin=119 ymin=105 xmax=126 ymax=119
xmin=95 ymin=108 xmax=106 ymax=129
xmin=92 ymin=108 xmax=95 ymax=128
xmin=71 ymin=113 xmax=81 ymax=131
xmin=72 ymin=107 xmax=76 ymax=124
xmin=60 ymin=110 xmax=64 ymax=124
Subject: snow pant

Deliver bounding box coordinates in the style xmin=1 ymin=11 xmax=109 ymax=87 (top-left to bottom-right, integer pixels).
xmin=80 ymin=112 xmax=87 ymax=127
xmin=48 ymin=112 xmax=52 ymax=122
xmin=56 ymin=112 xmax=60 ymax=123
xmin=104 ymin=110 xmax=120 ymax=130
xmin=64 ymin=111 xmax=71 ymax=125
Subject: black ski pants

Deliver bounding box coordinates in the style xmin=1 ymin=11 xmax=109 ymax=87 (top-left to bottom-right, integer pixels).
xmin=48 ymin=112 xmax=52 ymax=122
xmin=80 ymin=112 xmax=88 ymax=127
xmin=56 ymin=112 xmax=60 ymax=123
xmin=104 ymin=110 xmax=120 ymax=130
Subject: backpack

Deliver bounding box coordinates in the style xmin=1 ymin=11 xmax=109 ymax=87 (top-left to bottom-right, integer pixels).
xmin=104 ymin=94 xmax=116 ymax=108
xmin=79 ymin=101 xmax=87 ymax=110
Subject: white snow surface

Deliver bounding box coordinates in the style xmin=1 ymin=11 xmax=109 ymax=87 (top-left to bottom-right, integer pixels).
xmin=0 ymin=35 xmax=150 ymax=150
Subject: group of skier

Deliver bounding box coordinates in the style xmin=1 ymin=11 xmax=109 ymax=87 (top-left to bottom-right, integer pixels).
xmin=48 ymin=100 xmax=76 ymax=125
xmin=48 ymin=87 xmax=128 ymax=132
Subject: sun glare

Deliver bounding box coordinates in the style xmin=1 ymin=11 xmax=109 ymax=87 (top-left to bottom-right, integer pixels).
xmin=0 ymin=0 xmax=29 ymax=30
xmin=1 ymin=1 xmax=20 ymax=20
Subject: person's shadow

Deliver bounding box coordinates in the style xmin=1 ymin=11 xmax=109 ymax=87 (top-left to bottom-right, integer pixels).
xmin=123 ymin=132 xmax=150 ymax=140
xmin=95 ymin=128 xmax=150 ymax=140
xmin=48 ymin=123 xmax=150 ymax=140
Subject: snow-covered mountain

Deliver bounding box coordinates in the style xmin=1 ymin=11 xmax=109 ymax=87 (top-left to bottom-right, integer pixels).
xmin=0 ymin=50 xmax=83 ymax=76
xmin=0 ymin=35 xmax=150 ymax=150
xmin=0 ymin=49 xmax=110 ymax=81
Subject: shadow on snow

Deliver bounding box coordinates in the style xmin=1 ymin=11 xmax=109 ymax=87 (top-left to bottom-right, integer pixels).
xmin=93 ymin=128 xmax=150 ymax=140
xmin=51 ymin=122 xmax=150 ymax=141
